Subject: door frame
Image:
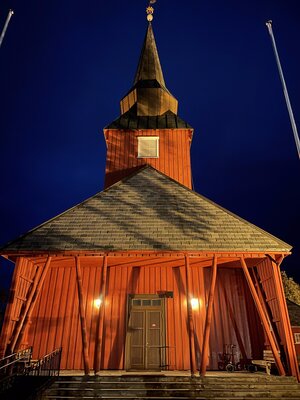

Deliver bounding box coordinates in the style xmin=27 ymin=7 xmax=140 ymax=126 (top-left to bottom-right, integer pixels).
xmin=125 ymin=294 xmax=166 ymax=371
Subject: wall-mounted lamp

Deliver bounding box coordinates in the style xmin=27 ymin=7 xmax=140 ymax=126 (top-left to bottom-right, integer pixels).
xmin=94 ymin=298 xmax=102 ymax=309
xmin=190 ymin=298 xmax=200 ymax=310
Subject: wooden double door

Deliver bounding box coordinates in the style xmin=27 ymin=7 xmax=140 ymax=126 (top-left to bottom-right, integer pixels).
xmin=126 ymin=295 xmax=165 ymax=370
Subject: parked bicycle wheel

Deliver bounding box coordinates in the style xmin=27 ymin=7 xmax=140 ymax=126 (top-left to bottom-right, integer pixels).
xmin=226 ymin=363 xmax=234 ymax=372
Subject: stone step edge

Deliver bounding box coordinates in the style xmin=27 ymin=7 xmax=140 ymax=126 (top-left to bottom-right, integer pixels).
xmin=47 ymin=387 xmax=202 ymax=391
xmin=43 ymin=397 xmax=206 ymax=400
xmin=58 ymin=376 xmax=296 ymax=379
xmin=53 ymin=380 xmax=298 ymax=385
xmin=55 ymin=380 xmax=204 ymax=383
xmin=51 ymin=381 xmax=300 ymax=387
xmin=57 ymin=378 xmax=297 ymax=384
xmin=42 ymin=397 xmax=300 ymax=400
xmin=47 ymin=385 xmax=300 ymax=390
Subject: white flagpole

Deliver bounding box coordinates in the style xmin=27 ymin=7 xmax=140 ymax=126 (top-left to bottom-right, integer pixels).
xmin=266 ymin=20 xmax=300 ymax=159
xmin=0 ymin=9 xmax=14 ymax=48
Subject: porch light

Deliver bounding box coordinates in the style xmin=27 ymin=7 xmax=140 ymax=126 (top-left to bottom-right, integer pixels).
xmin=190 ymin=298 xmax=200 ymax=310
xmin=94 ymin=298 xmax=102 ymax=309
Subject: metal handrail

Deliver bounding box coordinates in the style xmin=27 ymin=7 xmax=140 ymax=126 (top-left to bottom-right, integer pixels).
xmin=28 ymin=347 xmax=62 ymax=377
xmin=0 ymin=347 xmax=32 ymax=373
xmin=0 ymin=347 xmax=62 ymax=397
xmin=0 ymin=347 xmax=62 ymax=377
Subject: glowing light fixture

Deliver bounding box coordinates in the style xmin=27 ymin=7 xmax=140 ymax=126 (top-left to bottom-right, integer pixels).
xmin=94 ymin=298 xmax=102 ymax=309
xmin=190 ymin=298 xmax=200 ymax=310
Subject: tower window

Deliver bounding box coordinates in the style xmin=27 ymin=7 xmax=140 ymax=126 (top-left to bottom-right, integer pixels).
xmin=137 ymin=136 xmax=159 ymax=158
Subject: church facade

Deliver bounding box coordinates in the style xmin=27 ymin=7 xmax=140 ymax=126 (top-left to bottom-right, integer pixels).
xmin=0 ymin=13 xmax=299 ymax=378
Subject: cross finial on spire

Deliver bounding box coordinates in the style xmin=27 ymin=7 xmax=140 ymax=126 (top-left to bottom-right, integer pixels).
xmin=146 ymin=0 xmax=156 ymax=22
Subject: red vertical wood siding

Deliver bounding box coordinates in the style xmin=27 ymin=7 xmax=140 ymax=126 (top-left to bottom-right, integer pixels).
xmin=8 ymin=257 xmax=266 ymax=371
xmin=28 ymin=258 xmax=102 ymax=369
xmin=104 ymin=129 xmax=193 ymax=189
xmin=0 ymin=258 xmax=38 ymax=353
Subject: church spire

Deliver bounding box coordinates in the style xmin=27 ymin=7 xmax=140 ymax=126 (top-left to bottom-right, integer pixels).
xmin=120 ymin=7 xmax=178 ymax=117
xmin=133 ymin=23 xmax=165 ymax=87
xmin=134 ymin=4 xmax=165 ymax=85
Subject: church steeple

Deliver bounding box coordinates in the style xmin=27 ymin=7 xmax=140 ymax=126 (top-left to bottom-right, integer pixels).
xmin=120 ymin=23 xmax=178 ymax=116
xmin=103 ymin=10 xmax=193 ymax=190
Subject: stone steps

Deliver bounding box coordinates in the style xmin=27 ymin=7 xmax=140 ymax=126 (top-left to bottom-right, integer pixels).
xmin=41 ymin=374 xmax=300 ymax=400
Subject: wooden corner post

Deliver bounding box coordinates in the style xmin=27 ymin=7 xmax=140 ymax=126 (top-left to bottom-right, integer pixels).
xmin=200 ymin=256 xmax=217 ymax=376
xmin=75 ymin=256 xmax=90 ymax=375
xmin=185 ymin=254 xmax=197 ymax=376
xmin=94 ymin=255 xmax=108 ymax=373
xmin=240 ymin=256 xmax=285 ymax=376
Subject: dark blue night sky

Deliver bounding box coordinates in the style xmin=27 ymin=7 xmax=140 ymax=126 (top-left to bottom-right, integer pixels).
xmin=1 ymin=0 xmax=300 ymax=286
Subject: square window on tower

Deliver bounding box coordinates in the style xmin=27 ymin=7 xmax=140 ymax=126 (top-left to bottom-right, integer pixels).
xmin=137 ymin=136 xmax=159 ymax=158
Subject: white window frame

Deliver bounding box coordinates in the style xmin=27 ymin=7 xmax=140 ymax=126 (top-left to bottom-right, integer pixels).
xmin=137 ymin=136 xmax=159 ymax=158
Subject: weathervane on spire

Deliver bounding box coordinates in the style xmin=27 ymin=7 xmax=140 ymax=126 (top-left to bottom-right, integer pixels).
xmin=146 ymin=0 xmax=156 ymax=22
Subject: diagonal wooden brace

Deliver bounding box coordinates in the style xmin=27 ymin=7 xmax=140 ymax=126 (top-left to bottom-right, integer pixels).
xmin=10 ymin=256 xmax=52 ymax=353
xmin=240 ymin=257 xmax=285 ymax=376
xmin=75 ymin=256 xmax=90 ymax=375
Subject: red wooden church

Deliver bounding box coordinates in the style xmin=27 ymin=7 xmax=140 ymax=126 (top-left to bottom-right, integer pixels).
xmin=0 ymin=10 xmax=299 ymax=378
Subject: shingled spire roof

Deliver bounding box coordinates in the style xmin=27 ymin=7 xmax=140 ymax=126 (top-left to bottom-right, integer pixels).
xmin=134 ymin=23 xmax=165 ymax=86
xmin=119 ymin=22 xmax=178 ymax=117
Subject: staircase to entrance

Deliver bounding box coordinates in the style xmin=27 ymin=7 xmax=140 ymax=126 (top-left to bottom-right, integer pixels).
xmin=41 ymin=373 xmax=300 ymax=400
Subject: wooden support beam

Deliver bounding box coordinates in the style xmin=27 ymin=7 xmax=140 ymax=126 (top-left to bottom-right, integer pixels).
xmin=0 ymin=257 xmax=24 ymax=357
xmin=10 ymin=257 xmax=52 ymax=353
xmin=94 ymin=256 xmax=108 ymax=373
xmin=240 ymin=257 xmax=285 ymax=376
xmin=2 ymin=249 xmax=288 ymax=259
xmin=185 ymin=255 xmax=197 ymax=376
xmin=75 ymin=256 xmax=90 ymax=375
xmin=200 ymin=256 xmax=217 ymax=376
xmin=271 ymin=259 xmax=300 ymax=379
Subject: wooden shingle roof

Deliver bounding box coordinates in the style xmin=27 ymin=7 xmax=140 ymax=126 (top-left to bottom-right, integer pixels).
xmin=0 ymin=166 xmax=291 ymax=253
